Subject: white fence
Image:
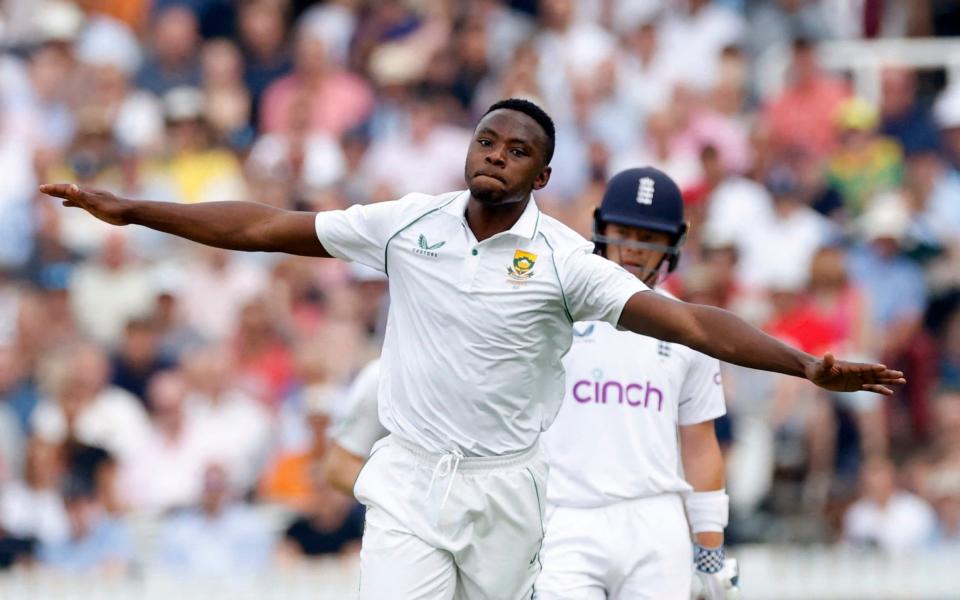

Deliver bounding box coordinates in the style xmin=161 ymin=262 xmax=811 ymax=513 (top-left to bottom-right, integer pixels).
xmin=2 ymin=546 xmax=960 ymax=599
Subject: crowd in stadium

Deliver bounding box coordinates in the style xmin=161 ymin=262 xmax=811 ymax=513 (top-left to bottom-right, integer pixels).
xmin=1 ymin=0 xmax=960 ymax=575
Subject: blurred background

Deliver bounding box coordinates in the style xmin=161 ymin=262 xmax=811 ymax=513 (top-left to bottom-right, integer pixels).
xmin=0 ymin=0 xmax=959 ymax=598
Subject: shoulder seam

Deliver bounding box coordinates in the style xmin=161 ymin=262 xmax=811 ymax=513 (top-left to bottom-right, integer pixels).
xmin=383 ymin=194 xmax=460 ymax=275
xmin=538 ymin=231 xmax=573 ymax=324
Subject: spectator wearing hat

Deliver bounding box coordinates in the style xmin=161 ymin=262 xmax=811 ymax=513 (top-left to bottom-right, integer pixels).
xmin=827 ymin=97 xmax=904 ymax=216
xmin=848 ymin=195 xmax=935 ymax=440
xmin=151 ymin=85 xmax=246 ymax=204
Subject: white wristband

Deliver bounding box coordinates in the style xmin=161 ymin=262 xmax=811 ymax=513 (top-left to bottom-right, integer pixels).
xmin=685 ymin=489 xmax=729 ymax=534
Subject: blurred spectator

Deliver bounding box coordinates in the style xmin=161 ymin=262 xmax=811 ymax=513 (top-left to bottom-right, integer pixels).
xmin=763 ymin=38 xmax=849 ymax=156
xmin=615 ymin=18 xmax=674 ymax=120
xmin=281 ymin=480 xmax=364 ymax=558
xmin=934 ymin=83 xmax=960 ymax=169
xmin=156 ymin=464 xmax=273 ymax=576
xmin=151 ymin=85 xmax=246 ymax=204
xmin=843 ymin=457 xmax=937 ymax=554
xmin=68 ymin=230 xmax=156 ymax=346
xmin=183 ymin=345 xmax=270 ymax=493
xmin=148 ymin=265 xmax=205 ymax=363
xmin=200 ymin=38 xmax=253 ymax=149
xmin=73 ymin=16 xmax=163 ymax=155
xmin=748 ymin=0 xmax=830 ymax=62
xmin=902 ymin=137 xmax=960 ymax=249
xmin=0 ymin=343 xmax=40 ymax=435
xmin=110 ymin=317 xmax=177 ymax=404
xmin=134 ymin=4 xmax=202 ymax=96
xmin=827 ymin=97 xmax=903 ymax=216
xmin=260 ymin=375 xmax=333 ymax=511
xmin=658 ymin=0 xmax=746 ymax=92
xmin=260 ymin=11 xmax=373 ymax=137
xmin=611 ymin=110 xmax=701 ymax=190
xmin=930 ymin=469 xmax=960 ymax=547
xmin=178 ymin=247 xmax=266 ymax=341
xmin=32 ymin=342 xmax=150 ymax=461
xmin=233 ymin=298 xmax=296 ymax=407
xmin=879 ymin=66 xmax=941 ymax=154
xmin=0 ymin=439 xmax=68 ymax=547
xmin=848 ymin=196 xmax=934 ymax=439
xmin=360 ymin=88 xmax=471 ymax=198
xmin=742 ymin=166 xmax=833 ymax=289
xmin=120 ymin=371 xmax=206 ymax=512
xmin=39 ymin=471 xmax=134 ymax=573
xmin=534 ymin=0 xmax=616 ymax=119
xmin=807 ymin=246 xmax=874 ymax=358
xmin=237 ymin=0 xmax=292 ymax=125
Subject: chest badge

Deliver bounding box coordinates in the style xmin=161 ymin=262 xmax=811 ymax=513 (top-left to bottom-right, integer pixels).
xmin=507 ymin=249 xmax=537 ymax=281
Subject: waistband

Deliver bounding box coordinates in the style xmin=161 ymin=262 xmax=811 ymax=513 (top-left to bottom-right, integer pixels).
xmin=388 ymin=434 xmax=541 ymax=471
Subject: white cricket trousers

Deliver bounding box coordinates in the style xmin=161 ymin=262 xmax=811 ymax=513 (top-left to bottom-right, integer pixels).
xmin=355 ymin=434 xmax=549 ymax=600
xmin=535 ymin=493 xmax=692 ymax=599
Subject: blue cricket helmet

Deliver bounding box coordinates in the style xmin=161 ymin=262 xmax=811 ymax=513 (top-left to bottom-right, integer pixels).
xmin=593 ymin=166 xmax=689 ymax=273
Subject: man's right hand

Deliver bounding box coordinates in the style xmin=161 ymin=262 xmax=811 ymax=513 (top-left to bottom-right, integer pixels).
xmin=40 ymin=184 xmax=130 ymax=226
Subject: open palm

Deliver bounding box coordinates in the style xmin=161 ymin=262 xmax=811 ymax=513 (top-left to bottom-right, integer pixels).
xmin=805 ymin=353 xmax=906 ymax=395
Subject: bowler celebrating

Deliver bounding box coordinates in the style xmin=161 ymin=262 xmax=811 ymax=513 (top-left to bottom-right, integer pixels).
xmin=42 ymin=98 xmax=903 ymax=600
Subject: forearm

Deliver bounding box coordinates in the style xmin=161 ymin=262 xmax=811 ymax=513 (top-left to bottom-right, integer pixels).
xmin=123 ymin=199 xmax=292 ymax=251
xmin=324 ymin=444 xmax=365 ymax=497
xmin=620 ymin=293 xmax=815 ymax=378
xmin=681 ymin=422 xmax=726 ymax=547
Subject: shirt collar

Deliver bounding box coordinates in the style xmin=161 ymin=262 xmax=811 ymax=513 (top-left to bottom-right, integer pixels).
xmin=443 ymin=191 xmax=542 ymax=241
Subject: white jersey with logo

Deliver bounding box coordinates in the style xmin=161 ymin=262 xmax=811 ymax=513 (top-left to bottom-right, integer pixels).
xmin=315 ymin=191 xmax=647 ymax=457
xmin=543 ymin=295 xmax=726 ymax=508
xmin=332 ymin=360 xmax=388 ymax=458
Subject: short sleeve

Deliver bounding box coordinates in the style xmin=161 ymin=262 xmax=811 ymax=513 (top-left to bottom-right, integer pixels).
xmin=332 ymin=361 xmax=388 ymax=457
xmin=557 ymin=247 xmax=649 ymax=326
xmin=678 ymin=351 xmax=727 ymax=426
xmin=314 ymin=196 xmax=419 ymax=272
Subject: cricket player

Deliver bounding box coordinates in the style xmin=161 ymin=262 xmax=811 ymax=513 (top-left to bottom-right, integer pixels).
xmin=536 ymin=167 xmax=736 ymax=600
xmin=42 ymin=98 xmax=904 ymax=600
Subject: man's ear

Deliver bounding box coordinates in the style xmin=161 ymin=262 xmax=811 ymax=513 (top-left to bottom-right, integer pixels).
xmin=533 ymin=166 xmax=552 ymax=191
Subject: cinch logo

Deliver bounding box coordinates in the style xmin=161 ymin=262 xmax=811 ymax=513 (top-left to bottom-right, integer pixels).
xmin=572 ymin=379 xmax=664 ymax=411
xmin=412 ymin=234 xmax=445 ymax=258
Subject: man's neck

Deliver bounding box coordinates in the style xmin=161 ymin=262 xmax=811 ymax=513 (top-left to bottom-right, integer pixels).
xmin=465 ymin=195 xmax=530 ymax=242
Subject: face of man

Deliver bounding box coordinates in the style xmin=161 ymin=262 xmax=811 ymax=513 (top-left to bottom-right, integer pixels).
xmin=602 ymin=223 xmax=672 ymax=286
xmin=464 ymin=109 xmax=551 ymax=206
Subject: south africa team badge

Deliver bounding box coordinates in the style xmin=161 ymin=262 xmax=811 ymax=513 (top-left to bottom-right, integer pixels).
xmin=507 ymin=249 xmax=537 ymax=281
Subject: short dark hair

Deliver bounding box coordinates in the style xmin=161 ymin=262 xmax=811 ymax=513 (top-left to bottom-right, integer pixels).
xmin=483 ymin=98 xmax=555 ymax=165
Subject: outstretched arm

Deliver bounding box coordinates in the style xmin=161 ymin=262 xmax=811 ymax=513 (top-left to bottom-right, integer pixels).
xmin=40 ymin=184 xmax=331 ymax=257
xmin=618 ymin=291 xmax=905 ymax=395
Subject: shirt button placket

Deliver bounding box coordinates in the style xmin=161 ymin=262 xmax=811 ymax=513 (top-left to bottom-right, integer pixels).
xmin=459 ymin=246 xmax=482 ymax=289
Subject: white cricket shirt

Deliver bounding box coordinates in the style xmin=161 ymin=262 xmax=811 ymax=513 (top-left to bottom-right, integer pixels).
xmin=315 ymin=191 xmax=647 ymax=456
xmin=543 ymin=295 xmax=727 ymax=508
xmin=332 ymin=359 xmax=388 ymax=457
